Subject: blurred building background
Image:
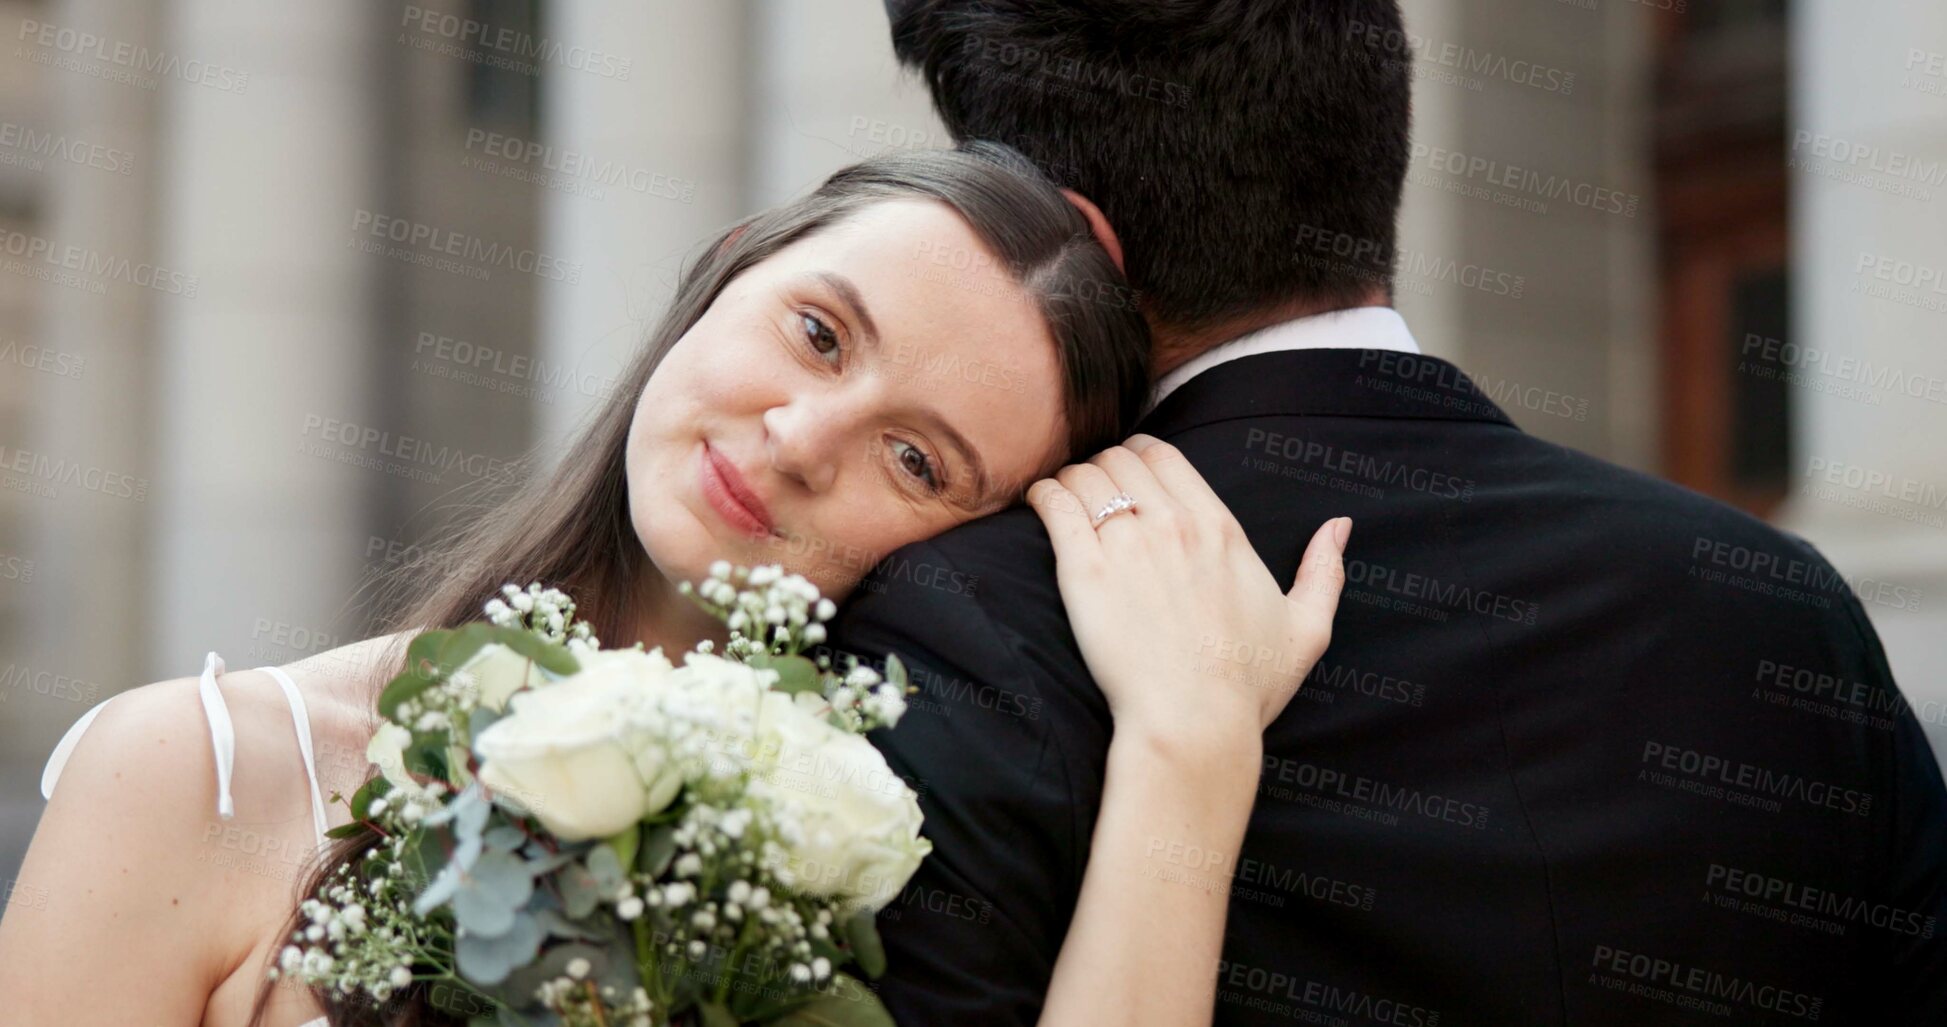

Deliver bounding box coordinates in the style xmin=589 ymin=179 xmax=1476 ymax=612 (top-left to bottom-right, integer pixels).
xmin=1 ymin=0 xmax=1942 ymax=881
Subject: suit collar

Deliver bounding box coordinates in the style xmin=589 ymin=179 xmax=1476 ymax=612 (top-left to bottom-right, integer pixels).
xmin=1134 ymin=348 xmax=1519 ymax=439
xmin=1145 ymin=306 xmax=1421 ymax=413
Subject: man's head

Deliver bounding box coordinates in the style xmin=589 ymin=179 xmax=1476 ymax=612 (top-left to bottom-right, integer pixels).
xmin=883 ymin=0 xmax=1412 ymax=345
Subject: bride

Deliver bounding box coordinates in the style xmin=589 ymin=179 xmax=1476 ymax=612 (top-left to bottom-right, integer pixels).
xmin=0 ymin=143 xmax=1349 ymax=1026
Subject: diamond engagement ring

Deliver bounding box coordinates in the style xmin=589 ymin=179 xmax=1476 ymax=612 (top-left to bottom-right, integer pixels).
xmin=1091 ymin=492 xmax=1139 ymax=529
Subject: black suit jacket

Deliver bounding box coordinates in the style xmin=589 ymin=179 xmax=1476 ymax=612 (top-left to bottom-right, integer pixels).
xmin=828 ymin=349 xmax=1947 ymax=1025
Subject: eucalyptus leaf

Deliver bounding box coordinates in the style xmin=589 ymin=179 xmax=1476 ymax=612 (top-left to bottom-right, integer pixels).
xmin=346 ymin=777 xmax=384 ymax=822
xmin=396 ymin=820 xmax=450 ymax=896
xmin=766 ymin=654 xmax=823 ymax=696
xmin=557 ymin=860 xmax=601 ymax=919
xmin=524 ymin=848 xmax=579 ymax=877
xmin=884 ymin=653 xmax=907 ymax=689
xmin=380 ymin=630 xmax=451 ymax=720
xmin=491 ymin=624 xmax=581 ymax=676
xmin=586 ymin=843 xmax=625 ymax=894
xmin=456 ymin=910 xmax=544 ymax=985
xmin=603 ymin=825 xmax=639 ymax=877
xmin=450 ymin=831 xmax=484 ymax=875
xmin=639 ymin=824 xmax=678 ymax=878
xmin=404 ymin=735 xmax=452 ymax=783
xmin=483 ymin=824 xmax=526 ymax=853
xmin=426 ymin=781 xmax=490 ymax=833
xmin=440 ymin=622 xmax=498 ymax=677
xmin=414 ymin=861 xmax=464 ymax=916
xmin=533 ymin=906 xmax=609 ymax=941
xmin=453 ymin=851 xmax=536 ymax=937
xmin=845 ymin=909 xmax=887 ymax=980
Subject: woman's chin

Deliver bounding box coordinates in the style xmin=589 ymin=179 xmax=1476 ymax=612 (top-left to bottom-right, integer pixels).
xmin=635 ymin=502 xmax=870 ymax=607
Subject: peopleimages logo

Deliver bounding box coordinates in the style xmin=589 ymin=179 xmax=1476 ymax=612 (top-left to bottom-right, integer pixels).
xmin=349 ymin=210 xmax=581 ymax=284
xmin=1705 ymin=863 xmax=1937 ymax=938
xmin=399 ymin=6 xmax=632 ymax=80
xmin=958 ymin=37 xmax=1192 ymax=108
xmin=14 ymin=18 xmax=250 ymax=93
xmin=1639 ymin=741 xmax=1873 ymax=817
xmin=1345 ymin=20 xmax=1577 ymax=96
xmin=1408 ymin=143 xmax=1641 ymax=217
xmin=1740 ymin=332 xmax=1947 ymax=405
xmin=0 ymin=228 xmax=198 ymax=296
xmin=1245 ymin=428 xmax=1477 ymax=501
xmin=1589 ymin=944 xmax=1823 ymax=1021
xmin=1689 ymin=536 xmax=1925 ymax=612
xmin=1345 ymin=558 xmax=1539 ymax=626
xmin=1215 ymin=959 xmax=1441 ymax=1026
xmin=0 ymin=120 xmax=134 ymax=175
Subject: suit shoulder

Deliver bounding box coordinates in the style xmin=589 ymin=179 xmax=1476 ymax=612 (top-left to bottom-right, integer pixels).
xmin=1517 ymin=435 xmax=1826 ymax=554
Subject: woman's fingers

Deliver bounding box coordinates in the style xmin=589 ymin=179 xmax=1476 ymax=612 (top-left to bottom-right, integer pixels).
xmin=1286 ymin=517 xmax=1352 ymax=656
xmin=1027 ymin=478 xmax=1101 ymax=564
xmin=1086 ymin=446 xmax=1173 ymax=529
xmin=1054 ymin=462 xmax=1130 ymax=536
xmin=1123 ymin=434 xmax=1235 ymax=528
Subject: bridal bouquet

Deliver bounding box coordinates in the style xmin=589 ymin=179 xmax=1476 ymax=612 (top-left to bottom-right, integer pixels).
xmin=271 ymin=566 xmax=928 ymax=1027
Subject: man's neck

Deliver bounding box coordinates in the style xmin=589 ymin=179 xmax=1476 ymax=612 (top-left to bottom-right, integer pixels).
xmin=1149 ymin=291 xmax=1391 ymax=378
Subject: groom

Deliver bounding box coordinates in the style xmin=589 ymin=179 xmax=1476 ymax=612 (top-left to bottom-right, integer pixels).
xmin=831 ymin=1 xmax=1947 ymax=1023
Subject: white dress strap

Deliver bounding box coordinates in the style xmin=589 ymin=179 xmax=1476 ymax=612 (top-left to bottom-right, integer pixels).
xmin=197 ymin=651 xmax=238 ymax=818
xmin=42 ymin=652 xmax=236 ymax=812
xmin=41 ymin=652 xmax=332 ymax=853
xmin=258 ymin=664 xmax=333 ymax=849
xmin=38 ymin=697 xmax=112 ymax=802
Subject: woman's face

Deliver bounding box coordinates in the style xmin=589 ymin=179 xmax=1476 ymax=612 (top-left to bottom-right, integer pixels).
xmin=626 ymin=198 xmax=1069 ymax=603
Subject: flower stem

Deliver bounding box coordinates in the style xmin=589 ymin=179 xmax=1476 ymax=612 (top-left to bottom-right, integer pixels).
xmin=585 ymin=979 xmax=611 ymax=1027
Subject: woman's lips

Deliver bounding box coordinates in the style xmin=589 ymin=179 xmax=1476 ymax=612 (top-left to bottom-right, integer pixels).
xmin=699 ymin=441 xmax=776 ymax=538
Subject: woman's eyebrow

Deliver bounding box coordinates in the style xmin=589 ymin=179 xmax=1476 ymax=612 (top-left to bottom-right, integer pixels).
xmin=809 ymin=271 xmax=880 ymax=350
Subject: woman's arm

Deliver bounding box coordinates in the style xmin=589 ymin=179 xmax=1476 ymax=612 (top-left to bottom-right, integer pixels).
xmin=1040 ymin=725 xmax=1264 ymax=1025
xmin=1026 ymin=433 xmax=1349 ymax=1027
xmin=0 ymin=678 xmax=243 ymax=1024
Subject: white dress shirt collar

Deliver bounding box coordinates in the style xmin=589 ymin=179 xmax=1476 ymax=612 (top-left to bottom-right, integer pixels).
xmin=1144 ymin=306 xmax=1421 ymax=414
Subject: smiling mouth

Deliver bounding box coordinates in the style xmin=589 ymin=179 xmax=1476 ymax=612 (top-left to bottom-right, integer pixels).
xmin=699 ymin=441 xmax=777 ymax=539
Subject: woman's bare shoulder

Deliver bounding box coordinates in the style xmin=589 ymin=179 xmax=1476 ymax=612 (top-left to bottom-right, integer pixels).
xmin=2 ymin=673 xmax=247 ymax=1000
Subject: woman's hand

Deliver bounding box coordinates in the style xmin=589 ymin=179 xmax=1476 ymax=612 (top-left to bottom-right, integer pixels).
xmin=1025 ymin=432 xmax=1349 ymax=1027
xmin=1027 ymin=433 xmax=1350 ymax=750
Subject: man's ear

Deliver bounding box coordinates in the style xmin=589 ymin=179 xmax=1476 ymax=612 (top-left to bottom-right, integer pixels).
xmin=1059 ymin=188 xmax=1124 ymax=275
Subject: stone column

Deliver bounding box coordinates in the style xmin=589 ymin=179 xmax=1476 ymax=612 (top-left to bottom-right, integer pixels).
xmin=15 ymin=0 xmax=160 ymax=707
xmin=1782 ymin=1 xmax=1947 ymax=749
xmin=148 ymin=1 xmax=381 ymax=670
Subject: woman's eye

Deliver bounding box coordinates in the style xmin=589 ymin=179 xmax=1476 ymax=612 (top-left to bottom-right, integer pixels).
xmin=889 ymin=439 xmax=942 ymax=493
xmin=800 ymin=312 xmax=840 ymax=363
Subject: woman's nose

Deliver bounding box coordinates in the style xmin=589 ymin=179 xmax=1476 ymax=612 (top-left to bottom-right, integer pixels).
xmin=762 ymin=399 xmax=851 ymax=494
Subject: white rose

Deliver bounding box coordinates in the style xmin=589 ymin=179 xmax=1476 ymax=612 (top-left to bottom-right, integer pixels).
xmin=458 ymin=643 xmax=551 ymax=712
xmin=758 ymin=698 xmax=928 ymax=910
xmin=365 ymin=722 xmax=424 ymax=796
xmin=473 ymin=648 xmax=683 ymax=841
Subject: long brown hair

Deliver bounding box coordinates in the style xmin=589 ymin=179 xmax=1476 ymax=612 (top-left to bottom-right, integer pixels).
xmin=250 ymin=142 xmax=1150 ymax=1025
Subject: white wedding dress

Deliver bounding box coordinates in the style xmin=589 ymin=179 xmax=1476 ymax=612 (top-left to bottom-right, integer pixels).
xmin=40 ymin=651 xmax=332 ymax=1027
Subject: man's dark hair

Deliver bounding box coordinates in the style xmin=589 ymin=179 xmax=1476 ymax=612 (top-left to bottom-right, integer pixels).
xmin=884 ymin=0 xmax=1413 ymax=330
